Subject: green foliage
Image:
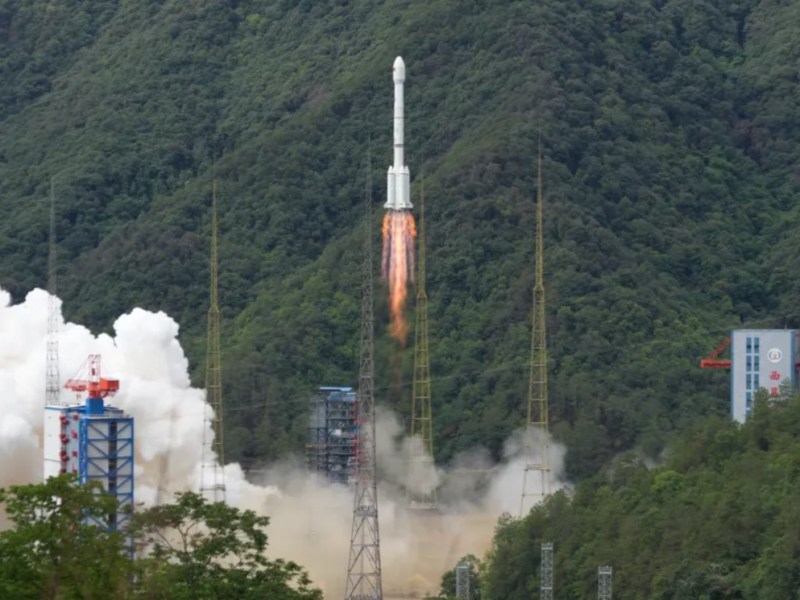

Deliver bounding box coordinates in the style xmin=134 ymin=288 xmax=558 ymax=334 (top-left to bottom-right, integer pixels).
xmin=0 ymin=475 xmax=133 ymax=599
xmin=482 ymin=396 xmax=800 ymax=599
xmin=132 ymin=491 xmax=321 ymax=600
xmin=0 ymin=476 xmax=320 ymax=599
xmin=0 ymin=0 xmax=798 ymax=474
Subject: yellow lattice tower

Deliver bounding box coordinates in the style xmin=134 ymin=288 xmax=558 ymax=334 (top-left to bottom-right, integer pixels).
xmin=520 ymin=145 xmax=550 ymax=516
xmin=200 ymin=180 xmax=226 ymax=502
xmin=410 ymin=180 xmax=437 ymax=509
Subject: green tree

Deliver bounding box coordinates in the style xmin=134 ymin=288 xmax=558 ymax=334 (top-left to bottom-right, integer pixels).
xmin=0 ymin=477 xmax=321 ymax=599
xmin=0 ymin=474 xmax=133 ymax=599
xmin=132 ymin=491 xmax=321 ymax=600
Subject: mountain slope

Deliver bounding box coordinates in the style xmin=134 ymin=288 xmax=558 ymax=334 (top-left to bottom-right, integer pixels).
xmin=0 ymin=0 xmax=797 ymax=475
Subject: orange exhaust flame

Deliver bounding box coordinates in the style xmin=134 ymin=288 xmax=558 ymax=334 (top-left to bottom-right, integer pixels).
xmin=382 ymin=210 xmax=417 ymax=344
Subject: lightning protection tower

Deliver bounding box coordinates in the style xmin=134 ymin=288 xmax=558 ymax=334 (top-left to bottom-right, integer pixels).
xmin=598 ymin=566 xmax=613 ymax=600
xmin=409 ymin=180 xmax=437 ymax=509
xmin=520 ymin=144 xmax=551 ymax=515
xmin=455 ymin=562 xmax=471 ymax=600
xmin=541 ymin=542 xmax=554 ymax=600
xmin=200 ymin=180 xmax=226 ymax=502
xmin=46 ymin=179 xmax=62 ymax=406
xmin=345 ymin=149 xmax=383 ymax=600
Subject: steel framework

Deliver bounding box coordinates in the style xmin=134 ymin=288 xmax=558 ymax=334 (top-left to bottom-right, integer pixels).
xmin=409 ymin=181 xmax=437 ymax=509
xmin=598 ymin=566 xmax=613 ymax=600
xmin=307 ymin=387 xmax=358 ymax=484
xmin=200 ymin=181 xmax=226 ymax=502
xmin=455 ymin=562 xmax=470 ymax=600
xmin=46 ymin=179 xmax=62 ymax=406
xmin=521 ymin=145 xmax=551 ymax=515
xmin=344 ymin=150 xmax=383 ymax=600
xmin=79 ymin=413 xmax=134 ymax=531
xmin=541 ymin=542 xmax=554 ymax=600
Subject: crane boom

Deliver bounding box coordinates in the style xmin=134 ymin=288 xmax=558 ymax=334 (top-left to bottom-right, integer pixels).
xmin=64 ymin=354 xmax=119 ymax=397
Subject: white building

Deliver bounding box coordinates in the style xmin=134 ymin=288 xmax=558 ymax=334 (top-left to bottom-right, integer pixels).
xmin=730 ymin=329 xmax=799 ymax=422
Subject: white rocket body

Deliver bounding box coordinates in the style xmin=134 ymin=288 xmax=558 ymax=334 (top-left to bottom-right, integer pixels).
xmin=385 ymin=56 xmax=412 ymax=210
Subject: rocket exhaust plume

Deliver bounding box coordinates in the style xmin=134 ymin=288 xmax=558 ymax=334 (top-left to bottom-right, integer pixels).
xmin=382 ymin=56 xmax=416 ymax=343
xmin=382 ymin=211 xmax=416 ymax=342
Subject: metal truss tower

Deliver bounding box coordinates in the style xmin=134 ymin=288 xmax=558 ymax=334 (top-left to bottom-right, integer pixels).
xmin=46 ymin=179 xmax=62 ymax=406
xmin=409 ymin=181 xmax=437 ymax=509
xmin=541 ymin=542 xmax=554 ymax=600
xmin=345 ymin=150 xmax=383 ymax=600
xmin=455 ymin=562 xmax=471 ymax=600
xmin=598 ymin=566 xmax=613 ymax=600
xmin=200 ymin=180 xmax=226 ymax=502
xmin=521 ymin=145 xmax=551 ymax=515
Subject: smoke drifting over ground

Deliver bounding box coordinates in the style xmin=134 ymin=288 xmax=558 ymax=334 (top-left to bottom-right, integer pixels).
xmin=0 ymin=288 xmax=566 ymax=597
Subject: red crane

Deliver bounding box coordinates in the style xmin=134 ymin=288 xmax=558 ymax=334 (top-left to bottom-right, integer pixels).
xmin=64 ymin=354 xmax=119 ymax=398
xmin=699 ymin=337 xmax=732 ymax=369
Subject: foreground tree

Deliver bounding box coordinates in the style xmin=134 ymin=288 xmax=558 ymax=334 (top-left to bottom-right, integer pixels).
xmin=132 ymin=491 xmax=322 ymax=600
xmin=0 ymin=475 xmax=133 ymax=599
xmin=0 ymin=476 xmax=320 ymax=599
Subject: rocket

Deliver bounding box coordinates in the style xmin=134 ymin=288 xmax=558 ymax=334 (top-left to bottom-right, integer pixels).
xmin=385 ymin=56 xmax=412 ymax=211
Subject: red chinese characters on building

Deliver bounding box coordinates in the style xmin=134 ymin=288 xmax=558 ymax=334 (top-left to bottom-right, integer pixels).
xmin=770 ymin=387 xmax=779 ymax=396
xmin=770 ymin=370 xmax=781 ymax=381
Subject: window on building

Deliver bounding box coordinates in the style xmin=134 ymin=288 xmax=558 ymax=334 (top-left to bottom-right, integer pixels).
xmin=754 ymin=375 xmax=760 ymax=389
xmin=746 ymin=337 xmax=752 ymax=352
xmin=746 ymin=374 xmax=752 ymax=389
xmin=754 ymin=337 xmax=760 ymax=351
xmin=754 ymin=355 xmax=760 ymax=370
xmin=746 ymin=355 xmax=752 ymax=370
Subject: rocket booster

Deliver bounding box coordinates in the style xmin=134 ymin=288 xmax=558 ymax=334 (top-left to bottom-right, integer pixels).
xmin=385 ymin=56 xmax=412 ymax=211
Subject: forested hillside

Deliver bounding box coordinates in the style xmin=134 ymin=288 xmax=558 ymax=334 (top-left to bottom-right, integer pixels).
xmin=483 ymin=394 xmax=800 ymax=599
xmin=0 ymin=0 xmax=798 ymax=475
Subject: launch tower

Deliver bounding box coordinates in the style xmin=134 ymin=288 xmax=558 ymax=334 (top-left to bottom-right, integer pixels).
xmin=307 ymin=386 xmax=358 ymax=485
xmin=44 ymin=355 xmax=134 ymax=532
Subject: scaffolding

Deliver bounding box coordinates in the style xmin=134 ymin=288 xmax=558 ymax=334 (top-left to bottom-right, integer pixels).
xmin=307 ymin=386 xmax=358 ymax=485
xmin=541 ymin=542 xmax=553 ymax=600
xmin=598 ymin=566 xmax=613 ymax=600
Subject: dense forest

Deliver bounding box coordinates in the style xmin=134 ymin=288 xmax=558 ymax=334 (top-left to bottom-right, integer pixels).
xmin=482 ymin=394 xmax=800 ymax=599
xmin=1 ymin=0 xmax=798 ymax=482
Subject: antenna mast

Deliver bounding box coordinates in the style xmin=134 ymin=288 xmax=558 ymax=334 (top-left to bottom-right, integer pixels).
xmin=200 ymin=180 xmax=226 ymax=502
xmin=409 ymin=179 xmax=437 ymax=509
xmin=45 ymin=178 xmax=62 ymax=406
xmin=345 ymin=148 xmax=383 ymax=600
xmin=520 ymin=142 xmax=550 ymax=515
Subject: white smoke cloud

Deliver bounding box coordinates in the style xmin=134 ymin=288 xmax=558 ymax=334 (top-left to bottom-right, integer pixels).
xmin=0 ymin=288 xmax=567 ymax=597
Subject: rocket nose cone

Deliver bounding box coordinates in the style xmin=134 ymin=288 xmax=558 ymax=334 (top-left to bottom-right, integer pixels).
xmin=393 ymin=56 xmax=405 ymax=82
